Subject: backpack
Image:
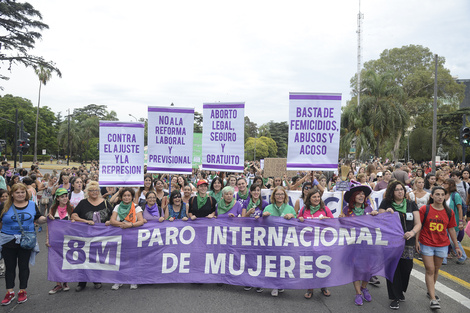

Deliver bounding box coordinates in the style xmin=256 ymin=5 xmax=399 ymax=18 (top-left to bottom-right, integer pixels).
xmin=422 ymin=204 xmax=452 ymax=227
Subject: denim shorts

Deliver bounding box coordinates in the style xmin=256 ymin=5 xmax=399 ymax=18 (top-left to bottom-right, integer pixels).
xmin=420 ymin=243 xmax=448 ymax=258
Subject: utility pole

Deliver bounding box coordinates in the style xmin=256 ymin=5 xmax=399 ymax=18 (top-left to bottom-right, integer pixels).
xmin=14 ymin=109 xmax=18 ymax=169
xmin=431 ymin=54 xmax=438 ymax=173
xmin=356 ymin=0 xmax=363 ymax=106
xmin=67 ymin=108 xmax=70 ymax=166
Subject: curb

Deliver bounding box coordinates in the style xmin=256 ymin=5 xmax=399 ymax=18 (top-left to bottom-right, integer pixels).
xmin=462 ymin=245 xmax=470 ymax=257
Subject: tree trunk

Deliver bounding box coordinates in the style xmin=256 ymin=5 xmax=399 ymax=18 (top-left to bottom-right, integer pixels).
xmin=392 ymin=131 xmax=403 ymax=162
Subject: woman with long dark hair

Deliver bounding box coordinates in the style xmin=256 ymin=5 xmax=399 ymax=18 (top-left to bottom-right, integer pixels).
xmin=47 ymin=188 xmax=74 ymax=295
xmin=242 ymin=184 xmax=268 ymax=218
xmin=379 ymin=181 xmax=421 ymax=310
xmin=415 ymin=186 xmax=462 ymax=310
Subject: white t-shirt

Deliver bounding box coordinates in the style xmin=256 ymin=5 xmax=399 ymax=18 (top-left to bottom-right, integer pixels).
xmin=113 ymin=204 xmax=142 ymax=221
xmin=409 ymin=191 xmax=430 ymax=209
xmin=69 ymin=191 xmax=84 ymax=208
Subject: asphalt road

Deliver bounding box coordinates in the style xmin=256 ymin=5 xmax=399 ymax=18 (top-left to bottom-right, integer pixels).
xmin=0 ymin=229 xmax=468 ymax=313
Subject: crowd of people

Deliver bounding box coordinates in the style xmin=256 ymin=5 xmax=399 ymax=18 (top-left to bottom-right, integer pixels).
xmin=0 ymin=158 xmax=468 ymax=310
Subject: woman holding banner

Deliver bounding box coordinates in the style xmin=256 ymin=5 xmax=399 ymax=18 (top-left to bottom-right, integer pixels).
xmin=242 ymin=184 xmax=268 ymax=218
xmin=236 ymin=178 xmax=250 ymax=204
xmin=378 ymin=181 xmax=421 ymax=310
xmin=71 ymin=181 xmax=112 ymax=292
xmin=209 ymin=177 xmax=224 ymax=203
xmin=109 ymin=187 xmax=144 ymax=290
xmin=216 ymin=186 xmax=242 ymax=217
xmin=298 ymin=188 xmax=333 ymax=299
xmin=142 ymin=191 xmax=164 ymax=222
xmin=188 ymin=180 xmax=216 ymax=219
xmin=166 ymin=190 xmax=189 ymax=221
xmin=262 ymin=186 xmax=296 ymax=297
xmin=340 ymin=185 xmax=377 ymax=306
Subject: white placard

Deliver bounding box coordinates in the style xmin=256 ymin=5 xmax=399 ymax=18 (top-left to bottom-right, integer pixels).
xmin=99 ymin=121 xmax=145 ymax=186
xmin=147 ymin=106 xmax=194 ymax=174
xmin=202 ymin=102 xmax=244 ymax=172
xmin=287 ymin=93 xmax=341 ymax=171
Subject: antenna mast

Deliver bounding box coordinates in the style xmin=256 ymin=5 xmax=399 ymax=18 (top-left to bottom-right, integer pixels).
xmin=356 ymin=0 xmax=363 ymax=106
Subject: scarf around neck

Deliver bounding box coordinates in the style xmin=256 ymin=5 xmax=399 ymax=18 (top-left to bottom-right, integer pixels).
xmin=217 ymin=198 xmax=236 ymax=215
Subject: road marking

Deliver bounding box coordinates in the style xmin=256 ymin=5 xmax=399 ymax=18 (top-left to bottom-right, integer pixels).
xmin=411 ymin=267 xmax=470 ymax=309
xmin=413 ymin=259 xmax=470 ymax=290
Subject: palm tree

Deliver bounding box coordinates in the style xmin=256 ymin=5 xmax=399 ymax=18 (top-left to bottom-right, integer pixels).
xmin=58 ymin=120 xmax=82 ymax=161
xmin=341 ymin=101 xmax=375 ymax=159
xmin=34 ymin=65 xmax=52 ymax=162
xmin=360 ymin=70 xmax=406 ymax=159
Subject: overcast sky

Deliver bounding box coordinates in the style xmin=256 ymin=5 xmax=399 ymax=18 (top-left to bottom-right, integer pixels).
xmin=1 ymin=0 xmax=469 ymax=126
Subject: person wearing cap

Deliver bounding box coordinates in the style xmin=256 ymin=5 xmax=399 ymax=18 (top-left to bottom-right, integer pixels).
xmin=378 ymin=181 xmax=421 ymax=310
xmin=339 ymin=184 xmax=377 ymax=306
xmin=374 ymin=170 xmax=391 ymax=191
xmin=188 ymin=180 xmax=216 ymax=219
xmin=46 ymin=188 xmax=74 ymax=295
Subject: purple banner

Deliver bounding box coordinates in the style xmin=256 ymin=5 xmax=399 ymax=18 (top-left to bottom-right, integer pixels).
xmin=47 ymin=214 xmax=404 ymax=289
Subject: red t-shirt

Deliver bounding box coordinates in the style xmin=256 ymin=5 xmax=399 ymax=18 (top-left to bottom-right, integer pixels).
xmin=418 ymin=204 xmax=456 ymax=247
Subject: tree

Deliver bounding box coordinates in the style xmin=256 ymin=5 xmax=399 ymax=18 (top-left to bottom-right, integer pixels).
xmin=259 ymin=136 xmax=277 ymax=157
xmin=0 ymin=1 xmax=61 ymax=84
xmin=34 ymin=65 xmax=59 ymax=162
xmin=244 ymin=137 xmax=269 ymax=160
xmin=340 ymin=100 xmax=375 ymax=159
xmin=194 ymin=111 xmax=203 ymax=133
xmin=244 ymin=116 xmax=257 ymax=142
xmin=258 ymin=121 xmax=289 ymax=157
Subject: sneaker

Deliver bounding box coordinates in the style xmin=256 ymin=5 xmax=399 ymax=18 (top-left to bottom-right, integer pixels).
xmin=399 ymin=295 xmax=406 ymax=302
xmin=430 ymin=300 xmax=440 ymax=309
xmin=390 ymin=299 xmax=400 ymax=310
xmin=244 ymin=286 xmax=252 ymax=291
xmin=361 ymin=287 xmax=372 ymax=302
xmin=49 ymin=285 xmax=63 ymax=295
xmin=111 ymin=283 xmax=122 ymax=290
xmin=279 ymin=289 xmax=284 ymax=293
xmin=369 ymin=276 xmax=380 ymax=285
xmin=256 ymin=287 xmax=263 ymax=293
xmin=75 ymin=285 xmax=85 ymax=292
xmin=427 ymin=292 xmax=440 ymax=302
xmin=355 ymin=294 xmax=363 ymax=306
xmin=94 ymin=283 xmax=102 ymax=289
xmin=17 ymin=290 xmax=27 ymax=304
xmin=271 ymin=289 xmax=279 ymax=297
xmin=130 ymin=284 xmax=138 ymax=290
xmin=1 ymin=292 xmax=15 ymax=306
xmin=63 ymin=283 xmax=70 ymax=291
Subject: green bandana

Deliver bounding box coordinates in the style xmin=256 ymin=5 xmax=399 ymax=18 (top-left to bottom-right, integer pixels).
xmin=391 ymin=200 xmax=407 ymax=214
xmin=197 ymin=193 xmax=208 ymax=208
xmin=117 ymin=202 xmax=132 ymax=221
xmin=247 ymin=198 xmax=261 ymax=211
xmin=309 ymin=204 xmax=321 ymax=215
xmin=217 ymin=198 xmax=236 ymax=215
xmin=352 ymin=204 xmax=365 ymax=216
xmin=238 ymin=190 xmax=249 ymax=200
xmin=272 ymin=203 xmax=287 ymax=215
xmin=209 ymin=190 xmax=222 ymax=203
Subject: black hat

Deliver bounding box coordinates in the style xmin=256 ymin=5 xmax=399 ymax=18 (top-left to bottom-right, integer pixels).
xmin=344 ymin=185 xmax=372 ymax=203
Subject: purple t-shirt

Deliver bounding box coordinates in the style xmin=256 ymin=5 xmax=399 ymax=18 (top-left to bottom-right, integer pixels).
xmin=217 ymin=201 xmax=243 ymax=217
